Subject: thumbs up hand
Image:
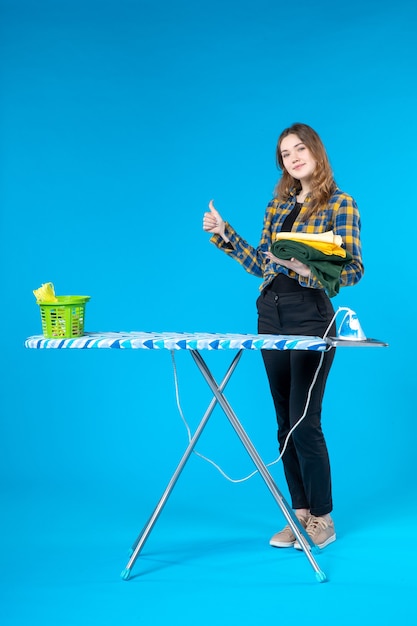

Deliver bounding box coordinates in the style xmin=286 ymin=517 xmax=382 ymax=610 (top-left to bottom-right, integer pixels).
xmin=203 ymin=199 xmax=227 ymax=239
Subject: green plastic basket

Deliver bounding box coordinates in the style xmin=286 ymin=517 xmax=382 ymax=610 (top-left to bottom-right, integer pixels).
xmin=38 ymin=296 xmax=91 ymax=338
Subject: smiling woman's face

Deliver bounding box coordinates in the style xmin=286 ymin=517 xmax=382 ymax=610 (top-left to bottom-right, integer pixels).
xmin=280 ymin=133 xmax=316 ymax=183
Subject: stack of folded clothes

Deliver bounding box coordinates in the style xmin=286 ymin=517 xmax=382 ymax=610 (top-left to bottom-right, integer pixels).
xmin=271 ymin=230 xmax=352 ymax=297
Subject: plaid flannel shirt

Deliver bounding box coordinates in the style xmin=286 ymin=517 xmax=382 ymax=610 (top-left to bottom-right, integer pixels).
xmin=210 ymin=188 xmax=364 ymax=292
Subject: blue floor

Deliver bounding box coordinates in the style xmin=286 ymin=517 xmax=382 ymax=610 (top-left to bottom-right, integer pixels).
xmin=2 ymin=473 xmax=416 ymax=626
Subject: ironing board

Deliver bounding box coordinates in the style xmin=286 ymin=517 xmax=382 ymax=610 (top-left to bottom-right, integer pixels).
xmin=25 ymin=331 xmax=387 ymax=583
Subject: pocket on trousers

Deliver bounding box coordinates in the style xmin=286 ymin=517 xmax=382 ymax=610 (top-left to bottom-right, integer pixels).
xmin=315 ymin=292 xmax=335 ymax=321
xmin=315 ymin=297 xmax=329 ymax=320
xmin=256 ymin=290 xmax=281 ymax=334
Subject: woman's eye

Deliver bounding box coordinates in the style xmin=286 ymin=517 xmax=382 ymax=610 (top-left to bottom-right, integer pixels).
xmin=298 ymin=146 xmax=305 ymax=152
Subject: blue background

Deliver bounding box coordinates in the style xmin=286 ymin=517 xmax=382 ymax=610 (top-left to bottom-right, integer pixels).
xmin=1 ymin=0 xmax=416 ymax=624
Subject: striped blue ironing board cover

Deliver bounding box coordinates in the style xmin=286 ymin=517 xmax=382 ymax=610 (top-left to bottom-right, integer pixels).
xmin=24 ymin=332 xmax=329 ymax=351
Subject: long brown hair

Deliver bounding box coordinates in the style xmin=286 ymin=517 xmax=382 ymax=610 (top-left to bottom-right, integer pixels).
xmin=274 ymin=123 xmax=336 ymax=219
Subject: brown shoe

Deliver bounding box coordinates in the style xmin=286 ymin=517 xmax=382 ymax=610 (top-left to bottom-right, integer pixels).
xmin=269 ymin=515 xmax=309 ymax=548
xmin=294 ymin=515 xmax=336 ymax=550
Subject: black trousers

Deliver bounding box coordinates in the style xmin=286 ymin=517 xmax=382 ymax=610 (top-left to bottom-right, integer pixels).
xmin=257 ymin=286 xmax=336 ymax=517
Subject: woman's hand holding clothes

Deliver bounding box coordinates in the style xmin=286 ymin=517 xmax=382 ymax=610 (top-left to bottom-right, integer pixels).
xmin=263 ymin=250 xmax=311 ymax=277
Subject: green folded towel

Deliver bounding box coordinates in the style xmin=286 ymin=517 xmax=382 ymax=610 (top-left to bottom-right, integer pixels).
xmin=270 ymin=240 xmax=353 ymax=297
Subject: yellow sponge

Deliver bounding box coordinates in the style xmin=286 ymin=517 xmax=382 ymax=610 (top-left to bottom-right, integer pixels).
xmin=33 ymin=282 xmax=58 ymax=303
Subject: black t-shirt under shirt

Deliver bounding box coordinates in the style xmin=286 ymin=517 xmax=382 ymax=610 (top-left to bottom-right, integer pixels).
xmin=281 ymin=201 xmax=302 ymax=232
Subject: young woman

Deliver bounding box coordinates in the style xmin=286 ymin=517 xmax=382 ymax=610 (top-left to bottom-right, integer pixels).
xmin=202 ymin=123 xmax=364 ymax=549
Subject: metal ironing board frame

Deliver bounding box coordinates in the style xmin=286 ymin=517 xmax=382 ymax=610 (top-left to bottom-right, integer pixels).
xmin=121 ymin=347 xmax=325 ymax=583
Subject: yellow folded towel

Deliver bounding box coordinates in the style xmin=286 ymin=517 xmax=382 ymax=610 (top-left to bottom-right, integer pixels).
xmin=293 ymin=239 xmax=346 ymax=257
xmin=273 ymin=230 xmax=343 ymax=247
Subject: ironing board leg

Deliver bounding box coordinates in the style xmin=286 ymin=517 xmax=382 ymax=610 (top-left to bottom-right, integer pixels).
xmin=120 ymin=350 xmax=243 ymax=580
xmin=190 ymin=349 xmax=327 ymax=583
